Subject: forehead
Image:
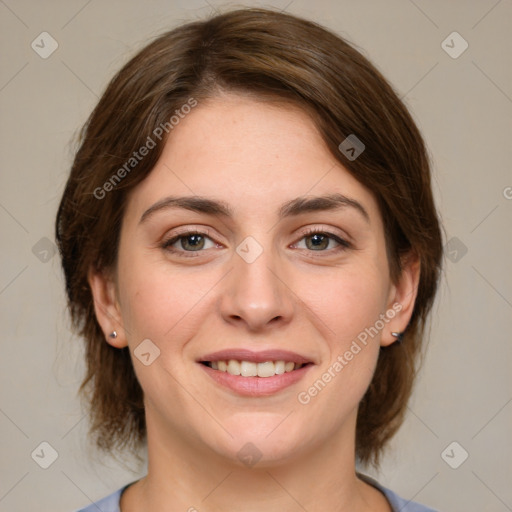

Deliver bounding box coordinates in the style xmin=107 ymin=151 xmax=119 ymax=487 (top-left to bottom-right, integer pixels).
xmin=124 ymin=94 xmax=382 ymax=227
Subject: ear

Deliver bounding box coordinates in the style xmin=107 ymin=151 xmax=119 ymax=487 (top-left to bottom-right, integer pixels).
xmin=381 ymin=250 xmax=421 ymax=347
xmin=88 ymin=267 xmax=128 ymax=348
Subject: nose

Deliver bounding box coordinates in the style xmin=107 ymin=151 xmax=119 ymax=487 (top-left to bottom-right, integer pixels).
xmin=219 ymin=243 xmax=295 ymax=332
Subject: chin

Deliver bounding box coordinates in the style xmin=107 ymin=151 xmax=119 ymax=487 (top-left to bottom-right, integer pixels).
xmin=205 ymin=420 xmax=310 ymax=468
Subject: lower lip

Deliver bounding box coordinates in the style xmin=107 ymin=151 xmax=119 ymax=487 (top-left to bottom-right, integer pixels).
xmin=199 ymin=363 xmax=313 ymax=396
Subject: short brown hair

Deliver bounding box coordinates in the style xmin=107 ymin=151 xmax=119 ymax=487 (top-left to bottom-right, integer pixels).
xmin=56 ymin=7 xmax=443 ymax=468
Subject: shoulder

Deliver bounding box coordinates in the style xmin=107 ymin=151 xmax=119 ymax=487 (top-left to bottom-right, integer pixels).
xmin=74 ymin=476 xmax=439 ymax=512
xmin=358 ymin=472 xmax=439 ymax=512
xmin=72 ymin=486 xmax=124 ymax=512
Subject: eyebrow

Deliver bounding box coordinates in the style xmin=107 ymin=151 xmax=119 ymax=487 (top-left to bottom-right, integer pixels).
xmin=139 ymin=193 xmax=370 ymax=225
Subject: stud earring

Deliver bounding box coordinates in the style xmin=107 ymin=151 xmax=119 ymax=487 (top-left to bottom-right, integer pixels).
xmin=109 ymin=331 xmax=118 ymax=339
xmin=391 ymin=332 xmax=403 ymax=343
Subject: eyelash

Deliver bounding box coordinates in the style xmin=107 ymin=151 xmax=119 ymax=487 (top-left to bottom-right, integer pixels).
xmin=299 ymin=227 xmax=351 ymax=254
xmin=161 ymin=227 xmax=351 ymax=258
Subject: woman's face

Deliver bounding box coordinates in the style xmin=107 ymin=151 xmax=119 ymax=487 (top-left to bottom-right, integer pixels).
xmin=96 ymin=94 xmax=416 ymax=466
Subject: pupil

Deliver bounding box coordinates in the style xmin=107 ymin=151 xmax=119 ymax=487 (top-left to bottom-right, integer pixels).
xmin=308 ymin=233 xmax=328 ymax=250
xmin=184 ymin=234 xmax=204 ymax=250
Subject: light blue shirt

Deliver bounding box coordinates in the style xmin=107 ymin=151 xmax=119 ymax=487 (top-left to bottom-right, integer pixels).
xmin=74 ymin=473 xmax=439 ymax=511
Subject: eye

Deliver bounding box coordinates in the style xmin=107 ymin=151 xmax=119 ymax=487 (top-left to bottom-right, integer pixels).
xmin=161 ymin=230 xmax=217 ymax=255
xmin=293 ymin=228 xmax=350 ymax=253
xmin=160 ymin=227 xmax=350 ymax=258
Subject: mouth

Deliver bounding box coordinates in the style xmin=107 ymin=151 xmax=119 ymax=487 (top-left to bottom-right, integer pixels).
xmin=197 ymin=349 xmax=315 ymax=396
xmin=200 ymin=359 xmax=312 ymax=377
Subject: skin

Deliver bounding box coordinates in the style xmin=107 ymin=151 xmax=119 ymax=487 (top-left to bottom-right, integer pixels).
xmin=89 ymin=93 xmax=420 ymax=512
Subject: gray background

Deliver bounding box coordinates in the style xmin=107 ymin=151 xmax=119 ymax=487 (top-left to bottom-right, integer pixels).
xmin=1 ymin=0 xmax=511 ymax=510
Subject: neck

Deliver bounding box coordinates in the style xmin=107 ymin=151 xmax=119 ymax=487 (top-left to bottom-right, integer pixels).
xmin=122 ymin=408 xmax=388 ymax=512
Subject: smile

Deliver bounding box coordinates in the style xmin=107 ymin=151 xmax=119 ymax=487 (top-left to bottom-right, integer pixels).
xmin=201 ymin=360 xmax=307 ymax=378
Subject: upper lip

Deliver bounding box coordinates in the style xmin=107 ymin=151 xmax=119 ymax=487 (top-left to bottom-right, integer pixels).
xmin=198 ymin=348 xmax=314 ymax=365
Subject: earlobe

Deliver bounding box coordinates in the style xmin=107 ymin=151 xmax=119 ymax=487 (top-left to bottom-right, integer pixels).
xmin=382 ymin=251 xmax=421 ymax=347
xmin=87 ymin=267 xmax=128 ymax=348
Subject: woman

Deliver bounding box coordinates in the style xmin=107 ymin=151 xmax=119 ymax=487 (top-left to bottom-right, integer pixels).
xmin=57 ymin=7 xmax=443 ymax=511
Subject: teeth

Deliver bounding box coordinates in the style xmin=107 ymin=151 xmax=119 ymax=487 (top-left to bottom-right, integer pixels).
xmin=208 ymin=359 xmax=304 ymax=378
xmin=227 ymin=359 xmax=241 ymax=376
xmin=257 ymin=361 xmax=275 ymax=378
xmin=240 ymin=361 xmax=257 ymax=377
xmin=274 ymin=361 xmax=285 ymax=375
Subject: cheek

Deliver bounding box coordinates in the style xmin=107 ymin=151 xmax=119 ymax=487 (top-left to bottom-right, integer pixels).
xmin=293 ymin=266 xmax=388 ymax=424
xmin=298 ymin=262 xmax=389 ymax=346
xmin=116 ymin=253 xmax=216 ymax=343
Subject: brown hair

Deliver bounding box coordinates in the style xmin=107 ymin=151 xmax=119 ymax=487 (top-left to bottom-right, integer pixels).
xmin=56 ymin=7 xmax=443 ymax=468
